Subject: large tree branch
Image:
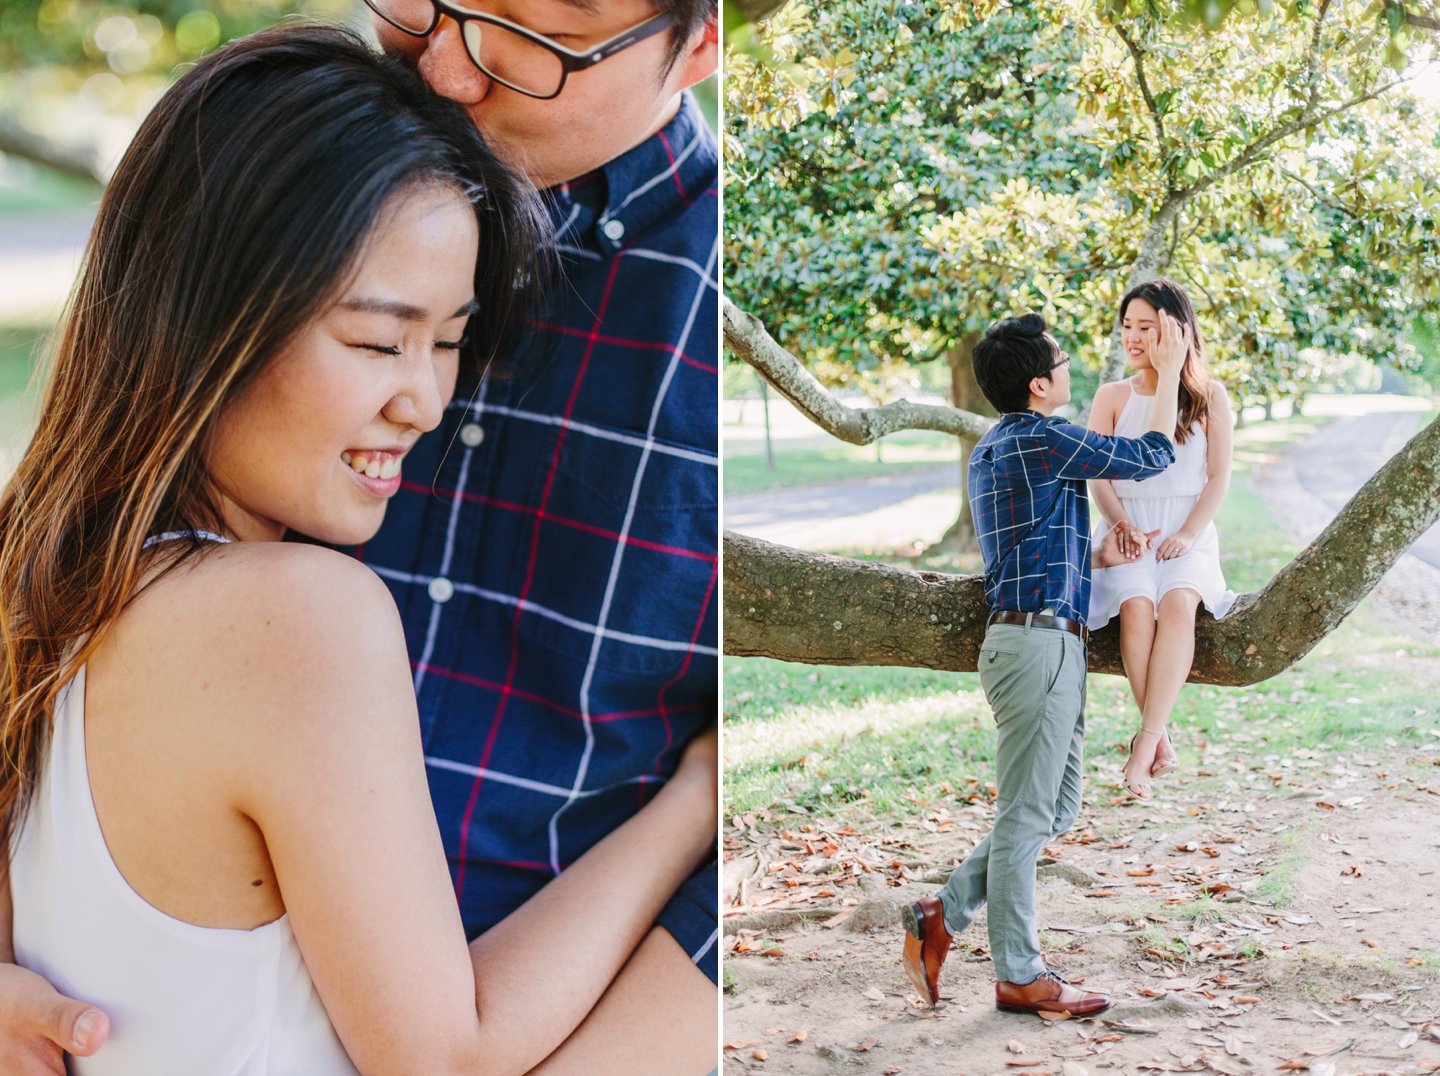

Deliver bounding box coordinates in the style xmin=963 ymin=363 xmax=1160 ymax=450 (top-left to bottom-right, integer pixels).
xmin=722 ymin=298 xmax=995 ymax=443
xmin=1112 ymin=21 xmax=1167 ymax=148
xmin=725 ymin=413 xmax=1440 ymax=686
xmin=0 ymin=114 xmax=106 ymax=186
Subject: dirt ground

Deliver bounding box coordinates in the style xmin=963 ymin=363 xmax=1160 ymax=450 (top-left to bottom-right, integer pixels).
xmin=723 ymin=713 xmax=1440 ymax=1074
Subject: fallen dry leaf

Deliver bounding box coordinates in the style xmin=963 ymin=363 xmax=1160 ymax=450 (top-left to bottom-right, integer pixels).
xmin=724 ymin=1039 xmax=760 ymax=1050
xmin=1400 ymin=1030 xmax=1419 ymax=1049
xmin=883 ymin=1069 xmax=900 ymax=1076
xmin=1227 ymin=1033 xmax=1243 ymax=1056
xmin=1346 ymin=992 xmax=1395 ymax=1002
xmin=1127 ymin=868 xmax=1155 ymax=877
xmin=1005 ymin=1062 xmax=1046 ymax=1069
xmin=1232 ymin=996 xmax=1262 ymax=1005
xmin=1039 ymin=1010 xmax=1072 ymax=1022
xmin=1276 ymin=1061 xmax=1309 ymax=1070
xmin=852 ymin=1037 xmax=878 ymax=1052
xmin=752 ymin=1049 xmax=768 ymax=1061
xmin=862 ymin=986 xmax=885 ymax=1002
xmin=1361 ymin=938 xmax=1381 ymax=950
xmin=788 ymin=1030 xmax=808 ymax=1043
xmin=1061 ymin=1064 xmax=1089 ymax=1076
xmin=1008 ymin=1040 xmax=1028 ymax=1054
xmin=1095 ymin=1033 xmax=1124 ymax=1042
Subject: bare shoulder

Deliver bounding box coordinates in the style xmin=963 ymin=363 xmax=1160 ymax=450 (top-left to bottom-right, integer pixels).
xmin=1205 ymin=378 xmax=1233 ymax=412
xmin=108 ymin=542 xmax=408 ymax=727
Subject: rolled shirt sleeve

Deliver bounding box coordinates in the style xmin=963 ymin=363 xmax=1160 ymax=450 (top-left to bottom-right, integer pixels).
xmin=1044 ymin=422 xmax=1175 ymax=482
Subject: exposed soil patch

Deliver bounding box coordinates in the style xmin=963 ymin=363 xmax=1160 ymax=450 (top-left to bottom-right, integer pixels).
xmin=724 ymin=758 xmax=1440 ymax=1075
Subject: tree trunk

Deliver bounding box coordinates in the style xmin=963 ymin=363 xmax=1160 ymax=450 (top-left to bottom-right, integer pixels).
xmin=1095 ymin=193 xmax=1187 ymax=390
xmin=937 ymin=333 xmax=992 ymax=552
xmin=724 ymin=413 xmax=1440 ymax=686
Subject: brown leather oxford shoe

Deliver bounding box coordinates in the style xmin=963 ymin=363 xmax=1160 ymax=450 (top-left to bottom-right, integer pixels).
xmin=900 ymin=896 xmax=951 ymax=1006
xmin=995 ymin=970 xmax=1111 ymax=1016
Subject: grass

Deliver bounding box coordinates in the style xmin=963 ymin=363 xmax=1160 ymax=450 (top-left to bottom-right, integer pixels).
xmin=722 ymin=429 xmax=958 ymax=497
xmin=723 ymin=413 xmax=1440 ymax=827
xmin=1257 ymin=827 xmax=1304 ymax=908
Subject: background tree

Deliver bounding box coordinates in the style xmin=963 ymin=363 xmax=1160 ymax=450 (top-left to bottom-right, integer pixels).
xmin=0 ymin=0 xmax=346 ymax=181
xmin=724 ymin=0 xmax=1440 ymax=682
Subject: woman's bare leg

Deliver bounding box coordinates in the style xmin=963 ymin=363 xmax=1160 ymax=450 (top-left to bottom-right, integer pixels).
xmin=1118 ymin=596 xmax=1156 ymax=713
xmin=526 ymin=927 xmax=716 ymax=1076
xmin=1137 ymin=587 xmax=1201 ymax=773
xmin=1119 ymin=596 xmax=1170 ymax=794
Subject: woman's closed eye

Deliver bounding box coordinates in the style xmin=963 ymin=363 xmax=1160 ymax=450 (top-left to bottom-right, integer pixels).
xmin=434 ymin=336 xmax=468 ymax=351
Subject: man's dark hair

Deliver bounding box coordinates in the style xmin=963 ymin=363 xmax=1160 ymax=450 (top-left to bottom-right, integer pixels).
xmin=656 ymin=0 xmax=716 ymax=71
xmin=971 ymin=313 xmax=1058 ymax=414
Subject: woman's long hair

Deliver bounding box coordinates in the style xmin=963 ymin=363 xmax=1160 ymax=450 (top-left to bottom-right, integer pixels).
xmin=1119 ymin=278 xmax=1211 ymax=445
xmin=0 ymin=25 xmax=546 ymax=840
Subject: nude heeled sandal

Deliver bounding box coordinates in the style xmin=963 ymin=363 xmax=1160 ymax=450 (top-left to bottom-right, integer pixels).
xmin=1124 ymin=727 xmax=1171 ymax=797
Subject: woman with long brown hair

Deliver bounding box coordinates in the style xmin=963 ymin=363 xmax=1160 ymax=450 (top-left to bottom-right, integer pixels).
xmin=1087 ymin=279 xmax=1235 ymax=799
xmin=0 ymin=25 xmax=716 ymax=1075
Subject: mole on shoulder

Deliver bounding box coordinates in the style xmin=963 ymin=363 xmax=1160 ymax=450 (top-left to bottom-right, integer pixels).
xmin=252 ymin=879 xmax=263 ymax=887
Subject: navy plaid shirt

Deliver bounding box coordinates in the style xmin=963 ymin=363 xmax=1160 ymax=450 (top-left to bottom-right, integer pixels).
xmin=969 ymin=411 xmax=1174 ymax=624
xmin=352 ymin=94 xmax=718 ymax=979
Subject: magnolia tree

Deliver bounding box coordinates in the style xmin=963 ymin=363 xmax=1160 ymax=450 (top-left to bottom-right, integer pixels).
xmin=724 ymin=0 xmax=1440 ymax=684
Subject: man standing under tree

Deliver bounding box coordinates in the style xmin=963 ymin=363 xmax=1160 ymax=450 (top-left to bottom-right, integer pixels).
xmin=0 ymin=3 xmax=719 ymax=1073
xmin=901 ymin=311 xmax=1187 ymax=1016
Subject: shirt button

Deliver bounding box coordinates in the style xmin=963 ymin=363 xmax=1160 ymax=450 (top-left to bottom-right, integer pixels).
xmin=459 ymin=422 xmax=484 ymax=447
xmin=428 ymin=576 xmax=455 ymax=604
xmin=602 ymin=219 xmax=625 ymax=241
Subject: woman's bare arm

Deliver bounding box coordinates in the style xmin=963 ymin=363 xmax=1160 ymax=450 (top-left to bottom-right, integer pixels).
xmin=1086 ymin=381 xmax=1149 ymax=557
xmin=189 ymin=545 xmax=711 ymax=1076
xmin=1156 ymin=382 xmax=1234 ymax=561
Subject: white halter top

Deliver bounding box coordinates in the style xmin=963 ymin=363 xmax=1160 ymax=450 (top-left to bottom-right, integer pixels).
xmin=1110 ymin=379 xmax=1210 ymax=499
xmin=9 ymin=532 xmax=359 ymax=1075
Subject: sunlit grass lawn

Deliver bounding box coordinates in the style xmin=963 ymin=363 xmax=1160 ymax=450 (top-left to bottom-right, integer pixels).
xmin=723 ymin=414 xmax=1440 ymax=819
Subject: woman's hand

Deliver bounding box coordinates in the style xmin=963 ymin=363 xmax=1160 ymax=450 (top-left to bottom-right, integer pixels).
xmin=1118 ymin=521 xmax=1151 ymax=559
xmin=1156 ymin=531 xmax=1195 ymax=561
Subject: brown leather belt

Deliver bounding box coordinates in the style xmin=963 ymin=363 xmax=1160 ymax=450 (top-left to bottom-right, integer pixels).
xmin=987 ymin=610 xmax=1089 ymax=644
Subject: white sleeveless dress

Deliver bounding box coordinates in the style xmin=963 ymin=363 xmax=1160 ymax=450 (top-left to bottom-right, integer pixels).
xmin=10 ymin=664 xmax=360 ymax=1076
xmin=1088 ymin=379 xmax=1235 ymax=629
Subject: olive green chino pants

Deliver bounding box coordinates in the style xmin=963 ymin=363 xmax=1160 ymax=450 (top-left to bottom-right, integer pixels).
xmin=935 ymin=620 xmax=1087 ymax=985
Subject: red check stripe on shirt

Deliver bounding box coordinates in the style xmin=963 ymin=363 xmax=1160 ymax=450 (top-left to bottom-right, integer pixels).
xmin=452 ymin=256 xmax=624 ymax=904
xmin=398 ymin=480 xmax=716 ymax=563
xmin=415 ymin=662 xmax=707 ymax=724
xmin=525 ymin=319 xmax=718 ymax=374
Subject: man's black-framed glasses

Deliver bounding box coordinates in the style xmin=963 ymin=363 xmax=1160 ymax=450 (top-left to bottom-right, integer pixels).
xmin=1050 ymin=352 xmax=1071 ymax=372
xmin=363 ymin=0 xmax=673 ymax=100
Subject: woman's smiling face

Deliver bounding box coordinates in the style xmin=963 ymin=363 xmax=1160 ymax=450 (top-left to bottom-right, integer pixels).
xmin=1121 ymin=297 xmax=1160 ymax=371
xmin=206 ymin=183 xmax=479 ymax=545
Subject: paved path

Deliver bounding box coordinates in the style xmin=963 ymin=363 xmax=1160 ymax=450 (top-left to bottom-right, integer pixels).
xmin=1290 ymin=411 xmax=1440 ymax=570
xmin=724 ymin=463 xmax=958 ymax=532
xmin=724 ymin=463 xmax=961 ymax=552
xmin=0 ymin=208 xmax=97 ymax=323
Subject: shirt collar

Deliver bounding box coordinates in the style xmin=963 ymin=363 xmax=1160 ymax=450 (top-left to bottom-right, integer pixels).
xmin=545 ymin=90 xmax=716 ymax=257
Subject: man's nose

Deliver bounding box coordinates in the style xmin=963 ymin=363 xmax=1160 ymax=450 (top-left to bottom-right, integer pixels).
xmin=417 ymin=15 xmax=491 ymax=105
